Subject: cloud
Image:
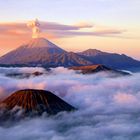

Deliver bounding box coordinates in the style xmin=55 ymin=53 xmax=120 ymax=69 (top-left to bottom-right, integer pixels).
xmin=0 ymin=67 xmax=46 ymax=75
xmin=114 ymin=92 xmax=138 ymax=105
xmin=51 ymin=29 xmax=124 ymax=38
xmin=41 ymin=21 xmax=93 ymax=31
xmin=0 ymin=67 xmax=140 ymax=139
xmin=0 ymin=20 xmax=125 ymax=39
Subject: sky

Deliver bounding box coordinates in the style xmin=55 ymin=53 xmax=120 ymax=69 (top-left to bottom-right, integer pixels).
xmin=0 ymin=0 xmax=140 ymax=59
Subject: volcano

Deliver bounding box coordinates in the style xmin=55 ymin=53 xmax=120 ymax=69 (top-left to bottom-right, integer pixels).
xmin=0 ymin=37 xmax=91 ymax=67
xmin=0 ymin=38 xmax=65 ymax=65
xmin=0 ymin=89 xmax=75 ymax=119
xmin=0 ymin=37 xmax=140 ymax=70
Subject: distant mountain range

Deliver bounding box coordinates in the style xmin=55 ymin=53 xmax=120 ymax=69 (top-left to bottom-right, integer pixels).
xmin=78 ymin=49 xmax=140 ymax=70
xmin=0 ymin=37 xmax=140 ymax=70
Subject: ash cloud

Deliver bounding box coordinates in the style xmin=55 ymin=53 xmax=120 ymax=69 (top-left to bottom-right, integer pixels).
xmin=0 ymin=67 xmax=140 ymax=139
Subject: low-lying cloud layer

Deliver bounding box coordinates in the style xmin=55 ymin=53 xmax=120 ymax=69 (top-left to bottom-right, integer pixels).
xmin=0 ymin=67 xmax=140 ymax=140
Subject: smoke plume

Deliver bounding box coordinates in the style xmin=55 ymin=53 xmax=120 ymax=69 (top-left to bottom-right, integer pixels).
xmin=27 ymin=19 xmax=41 ymax=38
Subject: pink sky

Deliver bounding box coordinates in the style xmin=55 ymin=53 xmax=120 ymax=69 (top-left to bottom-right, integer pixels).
xmin=0 ymin=0 xmax=140 ymax=60
xmin=0 ymin=20 xmax=139 ymax=60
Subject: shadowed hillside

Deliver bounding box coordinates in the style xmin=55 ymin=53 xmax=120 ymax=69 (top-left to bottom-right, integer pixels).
xmin=0 ymin=89 xmax=75 ymax=121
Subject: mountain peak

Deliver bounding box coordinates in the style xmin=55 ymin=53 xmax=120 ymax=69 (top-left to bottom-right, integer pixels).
xmin=0 ymin=37 xmax=66 ymax=64
xmin=79 ymin=48 xmax=103 ymax=56
xmin=0 ymin=89 xmax=75 ymax=118
xmin=84 ymin=48 xmax=101 ymax=52
xmin=25 ymin=37 xmax=60 ymax=49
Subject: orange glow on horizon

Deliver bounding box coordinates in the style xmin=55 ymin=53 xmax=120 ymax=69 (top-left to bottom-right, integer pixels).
xmin=0 ymin=21 xmax=139 ymax=60
xmin=0 ymin=35 xmax=140 ymax=61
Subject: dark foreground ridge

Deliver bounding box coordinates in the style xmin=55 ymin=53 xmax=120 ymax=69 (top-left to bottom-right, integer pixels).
xmin=0 ymin=89 xmax=75 ymax=121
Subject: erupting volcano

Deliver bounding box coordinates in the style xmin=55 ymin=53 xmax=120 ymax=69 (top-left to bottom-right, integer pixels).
xmin=0 ymin=19 xmax=140 ymax=70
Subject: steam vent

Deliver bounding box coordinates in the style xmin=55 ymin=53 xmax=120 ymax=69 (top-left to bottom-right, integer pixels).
xmin=0 ymin=89 xmax=75 ymax=120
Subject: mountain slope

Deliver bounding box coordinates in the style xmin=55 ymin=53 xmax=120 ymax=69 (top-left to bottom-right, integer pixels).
xmin=70 ymin=64 xmax=130 ymax=75
xmin=0 ymin=38 xmax=91 ymax=66
xmin=0 ymin=89 xmax=75 ymax=119
xmin=0 ymin=38 xmax=140 ymax=70
xmin=0 ymin=38 xmax=66 ymax=64
xmin=50 ymin=52 xmax=92 ymax=67
xmin=78 ymin=49 xmax=140 ymax=69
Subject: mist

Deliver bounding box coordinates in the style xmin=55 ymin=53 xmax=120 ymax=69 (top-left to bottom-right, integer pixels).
xmin=0 ymin=67 xmax=140 ymax=140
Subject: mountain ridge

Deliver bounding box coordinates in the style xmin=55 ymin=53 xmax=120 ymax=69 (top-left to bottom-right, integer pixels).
xmin=70 ymin=64 xmax=131 ymax=75
xmin=0 ymin=37 xmax=140 ymax=70
xmin=78 ymin=49 xmax=140 ymax=69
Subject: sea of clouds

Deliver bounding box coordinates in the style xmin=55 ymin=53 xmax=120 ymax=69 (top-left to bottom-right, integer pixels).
xmin=0 ymin=67 xmax=140 ymax=140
